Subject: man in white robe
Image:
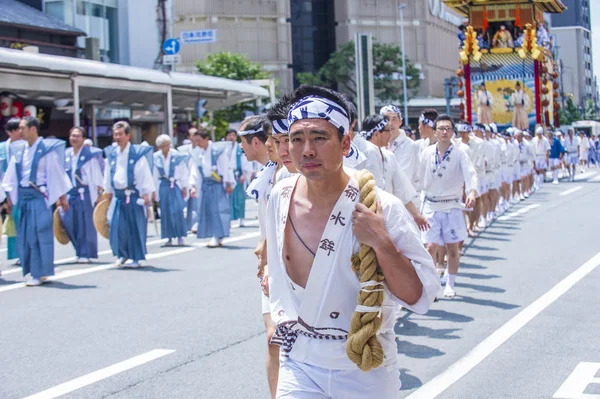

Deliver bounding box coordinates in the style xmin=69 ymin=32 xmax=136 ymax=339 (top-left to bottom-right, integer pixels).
xmin=457 ymin=123 xmax=484 ymax=235
xmin=510 ymin=82 xmax=530 ymax=129
xmin=381 ymin=105 xmax=418 ymax=187
xmin=3 ymin=116 xmax=72 ymax=286
xmin=532 ymin=125 xmax=551 ymax=189
xmin=267 ymin=86 xmax=439 ymax=398
xmin=563 ymin=129 xmax=580 ymax=181
xmin=477 ymin=83 xmax=494 ymax=124
xmin=225 ymin=129 xmax=252 ymax=227
xmin=417 ymin=115 xmax=478 ymax=298
xmin=579 ymin=131 xmax=590 ymax=172
xmin=103 ymin=121 xmax=156 ymax=267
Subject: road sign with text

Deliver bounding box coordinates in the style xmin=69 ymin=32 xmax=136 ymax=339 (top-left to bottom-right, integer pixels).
xmin=162 ymin=39 xmax=180 ymax=55
xmin=162 ymin=55 xmax=181 ymax=65
xmin=180 ymin=29 xmax=217 ymax=44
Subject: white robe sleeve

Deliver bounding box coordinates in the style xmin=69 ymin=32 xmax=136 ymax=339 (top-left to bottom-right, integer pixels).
xmin=175 ymin=161 xmax=190 ymax=190
xmin=103 ymin=159 xmax=114 ymax=195
xmin=133 ymin=157 xmax=156 ymax=197
xmin=45 ymin=150 xmax=73 ymax=205
xmin=380 ymin=190 xmax=439 ymax=314
xmin=152 ymin=162 xmax=161 ymax=202
xmin=2 ymin=157 xmax=18 ymax=205
xmin=218 ymin=151 xmax=235 ymax=185
xmin=460 ymin=149 xmax=479 ymax=196
xmin=391 ymin=157 xmax=418 ymax=205
xmin=81 ymin=159 xmax=104 ymax=205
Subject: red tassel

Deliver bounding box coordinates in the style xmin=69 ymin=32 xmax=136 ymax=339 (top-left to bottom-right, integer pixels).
xmin=515 ymin=6 xmax=521 ymax=28
xmin=483 ymin=7 xmax=489 ymax=31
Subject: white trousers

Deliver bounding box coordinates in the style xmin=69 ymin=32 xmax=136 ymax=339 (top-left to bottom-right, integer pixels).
xmin=277 ymin=357 xmax=400 ymax=399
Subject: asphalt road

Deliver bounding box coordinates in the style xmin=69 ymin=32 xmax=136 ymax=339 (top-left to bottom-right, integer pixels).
xmin=1 ymin=170 xmax=599 ymax=399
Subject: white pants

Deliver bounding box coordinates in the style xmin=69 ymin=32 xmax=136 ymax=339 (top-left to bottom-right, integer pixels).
xmin=478 ymin=174 xmax=489 ymax=195
xmin=535 ymin=156 xmax=548 ymax=170
xmin=580 ymin=151 xmax=589 ymax=161
xmin=548 ymin=158 xmax=561 ymax=169
xmin=566 ymin=153 xmax=579 ymax=165
xmin=277 ymin=357 xmax=400 ymax=399
xmin=422 ymin=208 xmax=467 ymax=246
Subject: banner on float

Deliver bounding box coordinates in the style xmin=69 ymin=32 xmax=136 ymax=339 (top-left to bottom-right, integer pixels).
xmin=470 ymin=52 xmax=535 ymax=130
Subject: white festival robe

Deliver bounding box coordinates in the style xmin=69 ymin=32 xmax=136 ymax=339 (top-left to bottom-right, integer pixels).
xmin=67 ymin=147 xmax=104 ymax=206
xmin=152 ymin=149 xmax=190 ymax=202
xmin=389 ymin=130 xmax=419 ymax=186
xmin=266 ymin=174 xmax=439 ymax=370
xmin=532 ymin=136 xmax=551 ymax=157
xmin=417 ymin=144 xmax=479 ymax=213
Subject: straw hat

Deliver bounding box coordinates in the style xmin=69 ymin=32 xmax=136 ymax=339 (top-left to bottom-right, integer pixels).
xmin=53 ymin=208 xmax=70 ymax=245
xmin=93 ymin=199 xmax=110 ymax=239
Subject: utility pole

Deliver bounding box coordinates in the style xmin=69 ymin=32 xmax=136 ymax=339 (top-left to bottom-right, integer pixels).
xmin=399 ymin=3 xmax=409 ymax=121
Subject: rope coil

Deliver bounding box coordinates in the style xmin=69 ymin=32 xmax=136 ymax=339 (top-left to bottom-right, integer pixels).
xmin=346 ymin=170 xmax=386 ymax=372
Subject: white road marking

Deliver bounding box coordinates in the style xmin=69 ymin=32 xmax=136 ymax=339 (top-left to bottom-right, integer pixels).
xmin=559 ymin=186 xmax=583 ymax=196
xmin=497 ymin=204 xmax=540 ymax=221
xmin=0 ymin=231 xmax=261 ymax=293
xmin=553 ymin=362 xmax=600 ymax=398
xmin=591 ymin=174 xmax=600 ymax=182
xmin=23 ymin=349 xmax=175 ymax=399
xmin=406 ymin=250 xmax=600 ymax=399
xmin=575 ymin=171 xmax=598 ymax=181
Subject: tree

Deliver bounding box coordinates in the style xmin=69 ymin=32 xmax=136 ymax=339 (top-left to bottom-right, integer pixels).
xmin=559 ymin=97 xmax=582 ymax=125
xmin=296 ymin=41 xmax=421 ymax=105
xmin=196 ymin=52 xmax=272 ymax=139
xmin=584 ymin=98 xmax=598 ymax=120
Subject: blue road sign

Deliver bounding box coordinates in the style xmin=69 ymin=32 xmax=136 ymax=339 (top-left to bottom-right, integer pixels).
xmin=162 ymin=39 xmax=180 ymax=55
xmin=180 ymin=30 xmax=217 ymax=44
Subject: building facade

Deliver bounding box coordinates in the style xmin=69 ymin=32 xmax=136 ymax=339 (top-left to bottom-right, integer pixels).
xmin=552 ymin=0 xmax=594 ymax=107
xmin=173 ymin=0 xmax=293 ymax=92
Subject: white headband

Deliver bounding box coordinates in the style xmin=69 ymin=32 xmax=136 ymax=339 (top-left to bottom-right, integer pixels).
xmin=419 ymin=114 xmax=434 ymax=128
xmin=361 ymin=119 xmax=388 ymax=140
xmin=272 ymin=119 xmax=289 ymax=135
xmin=535 ymin=126 xmax=544 ymax=135
xmin=380 ymin=105 xmax=402 ymax=118
xmin=237 ymin=127 xmax=263 ymax=136
xmin=456 ymin=123 xmax=471 ymax=133
xmin=288 ymin=95 xmax=350 ymax=135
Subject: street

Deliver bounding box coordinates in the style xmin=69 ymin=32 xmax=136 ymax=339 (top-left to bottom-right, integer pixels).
xmin=1 ymin=171 xmax=599 ymax=399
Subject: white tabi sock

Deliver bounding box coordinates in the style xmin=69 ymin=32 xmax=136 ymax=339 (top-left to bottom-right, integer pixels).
xmin=446 ymin=274 xmax=456 ymax=289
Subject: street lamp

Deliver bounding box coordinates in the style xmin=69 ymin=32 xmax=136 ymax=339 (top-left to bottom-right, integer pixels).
xmin=398 ymin=3 xmax=409 ymax=123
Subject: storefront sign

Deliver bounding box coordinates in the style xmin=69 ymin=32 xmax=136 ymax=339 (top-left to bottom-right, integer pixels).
xmin=429 ymin=0 xmax=463 ymax=26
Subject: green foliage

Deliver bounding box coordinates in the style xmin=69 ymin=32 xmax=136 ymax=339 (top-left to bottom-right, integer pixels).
xmin=296 ymin=40 xmax=421 ymax=105
xmin=559 ymin=97 xmax=582 ymax=125
xmin=196 ymin=52 xmax=271 ymax=139
xmin=584 ymin=98 xmax=598 ymax=120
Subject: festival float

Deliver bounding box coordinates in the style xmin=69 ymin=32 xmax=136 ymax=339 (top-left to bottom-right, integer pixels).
xmin=443 ymin=0 xmax=566 ymax=129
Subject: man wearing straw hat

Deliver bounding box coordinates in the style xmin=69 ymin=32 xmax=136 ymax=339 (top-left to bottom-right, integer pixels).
xmin=60 ymin=127 xmax=104 ymax=263
xmin=2 ymin=116 xmax=72 ymax=286
xmin=265 ymin=85 xmax=438 ymax=397
xmin=103 ymin=121 xmax=155 ymax=268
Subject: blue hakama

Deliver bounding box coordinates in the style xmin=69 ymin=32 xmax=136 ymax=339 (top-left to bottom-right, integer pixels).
xmin=62 ymin=186 xmax=98 ymax=259
xmin=18 ymin=187 xmax=54 ymax=278
xmin=109 ymin=189 xmax=148 ymax=261
xmin=197 ymin=180 xmax=231 ymax=239
xmin=6 ymin=207 xmax=21 ymax=260
xmin=230 ymin=182 xmax=246 ymax=220
xmin=158 ymin=179 xmax=187 ymax=239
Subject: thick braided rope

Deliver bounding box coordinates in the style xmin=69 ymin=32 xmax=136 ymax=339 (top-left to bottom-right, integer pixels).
xmin=346 ymin=170 xmax=386 ymax=372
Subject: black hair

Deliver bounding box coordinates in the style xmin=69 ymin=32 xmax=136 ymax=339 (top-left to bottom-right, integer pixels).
xmin=112 ymin=120 xmax=130 ymax=134
xmin=5 ymin=117 xmax=20 ymax=132
xmin=433 ymin=114 xmax=455 ymax=130
xmin=474 ymin=123 xmax=486 ymax=130
xmin=240 ymin=115 xmax=269 ymax=145
xmin=287 ymin=85 xmax=351 ymax=140
xmin=22 ymin=116 xmax=40 ymax=131
xmin=267 ymin=92 xmax=295 ymax=122
xmin=401 ymin=125 xmax=412 ymax=135
xmin=225 ymin=129 xmax=237 ymax=135
xmin=361 ymin=114 xmax=388 ymax=135
xmin=422 ymin=108 xmax=439 ymax=123
xmin=69 ymin=126 xmax=87 ymax=138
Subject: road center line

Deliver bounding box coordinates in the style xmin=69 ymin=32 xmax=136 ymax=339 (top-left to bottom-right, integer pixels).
xmin=0 ymin=231 xmax=261 ymax=293
xmin=406 ymin=250 xmax=600 ymax=399
xmin=559 ymin=186 xmax=583 ymax=196
xmin=497 ymin=203 xmax=540 ymax=221
xmin=23 ymin=349 xmax=175 ymax=399
xmin=574 ymin=171 xmax=598 ymax=181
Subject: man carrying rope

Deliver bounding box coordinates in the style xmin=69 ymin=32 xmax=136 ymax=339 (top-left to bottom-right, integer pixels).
xmin=265 ymin=85 xmax=439 ymax=398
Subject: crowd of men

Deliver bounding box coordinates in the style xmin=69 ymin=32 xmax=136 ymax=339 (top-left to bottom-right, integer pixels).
xmin=0 ymin=84 xmax=598 ymax=398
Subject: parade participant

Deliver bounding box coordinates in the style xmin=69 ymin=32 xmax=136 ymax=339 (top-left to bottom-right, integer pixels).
xmin=532 ymin=125 xmax=550 ymax=189
xmin=492 ymin=25 xmax=514 ymax=48
xmin=494 ymin=125 xmax=511 ymax=214
xmin=361 ymin=114 xmax=429 ymax=231
xmin=0 ymin=117 xmax=24 ymax=264
xmin=225 ymin=129 xmax=251 ymax=227
xmin=472 ymin=123 xmax=490 ymax=230
xmin=579 ymin=131 xmax=590 ymax=172
xmin=266 ymin=85 xmax=438 ymax=397
xmin=194 ymin=130 xmax=234 ymax=248
xmin=382 ymin=104 xmax=418 ymax=187
xmin=477 ymin=83 xmax=494 ymax=124
xmin=2 ymin=116 xmax=71 ymax=286
xmin=515 ymin=130 xmax=531 ymax=198
xmin=242 ymin=113 xmax=281 ymax=399
xmin=501 ymin=129 xmax=517 ymax=208
xmin=509 ymin=129 xmax=523 ymax=202
xmin=523 ymin=130 xmax=536 ymax=195
xmin=457 ymin=122 xmax=484 ymax=236
xmin=178 ymin=127 xmax=205 ymax=232
xmin=484 ymin=124 xmax=500 ymax=223
xmin=153 ymin=134 xmax=190 ymax=247
xmin=61 ymin=127 xmax=104 ymax=263
xmin=510 ymin=82 xmax=530 ymax=130
xmin=103 ymin=121 xmax=155 ymax=268
xmin=563 ymin=128 xmax=579 ymax=181
xmin=548 ymin=132 xmax=565 ymax=185
xmin=417 ymin=115 xmax=478 ymax=298
xmin=415 ymin=109 xmax=439 ymax=154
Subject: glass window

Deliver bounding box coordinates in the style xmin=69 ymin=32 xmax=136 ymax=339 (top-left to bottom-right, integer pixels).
xmin=45 ymin=1 xmax=64 ymax=21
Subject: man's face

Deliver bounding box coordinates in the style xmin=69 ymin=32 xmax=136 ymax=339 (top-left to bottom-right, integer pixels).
xmin=289 ymin=119 xmax=350 ymax=181
xmin=273 ymin=134 xmax=295 ymax=171
xmin=516 ymin=85 xmax=521 ymax=92
xmin=460 ymin=131 xmax=470 ymax=142
xmin=197 ymin=135 xmax=209 ymax=149
xmin=19 ymin=120 xmax=37 ymax=142
xmin=434 ymin=120 xmax=454 ymax=144
xmin=113 ymin=128 xmax=130 ymax=147
xmin=384 ymin=112 xmax=402 ymax=131
xmin=265 ymin=135 xmax=279 ymax=163
xmin=473 ymin=129 xmax=483 ymax=139
xmin=225 ymin=132 xmax=237 ymax=142
xmin=377 ymin=122 xmax=392 ymax=146
xmin=190 ymin=134 xmax=202 ymax=147
xmin=69 ymin=128 xmax=84 ymax=148
xmin=8 ymin=128 xmax=21 ymax=140
xmin=240 ymin=136 xmax=259 ymax=162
